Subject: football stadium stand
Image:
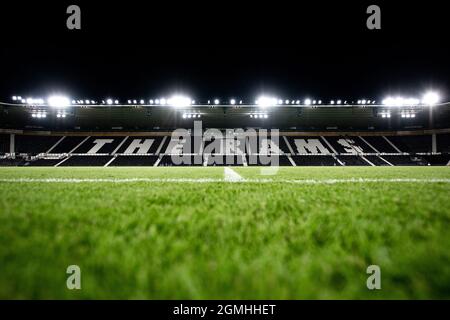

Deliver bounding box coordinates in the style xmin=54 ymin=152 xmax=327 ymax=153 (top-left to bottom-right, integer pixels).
xmin=0 ymin=132 xmax=449 ymax=166
xmin=1 ymin=100 xmax=449 ymax=166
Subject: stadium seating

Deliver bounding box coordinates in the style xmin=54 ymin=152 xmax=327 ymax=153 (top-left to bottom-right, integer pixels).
xmin=0 ymin=132 xmax=448 ymax=166
xmin=437 ymin=134 xmax=450 ymax=153
xmin=109 ymin=155 xmax=160 ymax=166
xmin=291 ymin=155 xmax=338 ymax=166
xmin=15 ymin=135 xmax=61 ymax=154
xmin=0 ymin=134 xmax=9 ymax=154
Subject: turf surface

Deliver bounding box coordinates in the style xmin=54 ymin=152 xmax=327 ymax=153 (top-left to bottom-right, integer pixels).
xmin=0 ymin=166 xmax=449 ymax=299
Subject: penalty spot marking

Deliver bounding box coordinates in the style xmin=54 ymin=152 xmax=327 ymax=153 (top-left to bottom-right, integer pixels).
xmin=223 ymin=167 xmax=245 ymax=182
xmin=1 ymin=178 xmax=450 ymax=184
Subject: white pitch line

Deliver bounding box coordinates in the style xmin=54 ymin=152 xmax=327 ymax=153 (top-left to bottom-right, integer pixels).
xmin=224 ymin=167 xmax=245 ymax=182
xmin=1 ymin=177 xmax=450 ymax=184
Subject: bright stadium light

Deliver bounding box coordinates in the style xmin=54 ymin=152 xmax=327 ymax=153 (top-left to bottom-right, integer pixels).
xmin=12 ymin=96 xmax=17 ymax=101
xmin=383 ymin=96 xmax=406 ymax=107
xmin=405 ymin=98 xmax=420 ymax=106
xmin=168 ymin=95 xmax=191 ymax=108
xmin=214 ymin=99 xmax=220 ymax=105
xmin=285 ymin=99 xmax=290 ymax=104
xmin=422 ymin=91 xmax=439 ymax=105
xmin=337 ymin=100 xmax=342 ymax=105
xmin=140 ymin=99 xmax=145 ymax=104
xmin=48 ymin=95 xmax=71 ymax=108
xmin=114 ymin=100 xmax=119 ymax=104
xmin=106 ymin=99 xmax=113 ymax=105
xmin=160 ymin=98 xmax=167 ymax=105
xmin=256 ymin=96 xmax=278 ymax=108
xmin=304 ymin=98 xmax=312 ymax=105
xmin=230 ymin=99 xmax=236 ymax=105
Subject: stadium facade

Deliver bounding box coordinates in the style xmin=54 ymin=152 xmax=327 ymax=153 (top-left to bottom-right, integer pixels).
xmin=1 ymin=98 xmax=449 ymax=166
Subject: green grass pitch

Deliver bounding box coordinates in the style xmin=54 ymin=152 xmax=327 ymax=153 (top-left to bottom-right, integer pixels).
xmin=0 ymin=166 xmax=449 ymax=299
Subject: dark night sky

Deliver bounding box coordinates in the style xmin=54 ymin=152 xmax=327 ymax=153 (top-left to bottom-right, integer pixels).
xmin=0 ymin=0 xmax=449 ymax=102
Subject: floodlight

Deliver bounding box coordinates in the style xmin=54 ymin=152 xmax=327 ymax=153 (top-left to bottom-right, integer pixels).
xmin=214 ymin=99 xmax=220 ymax=105
xmin=383 ymin=97 xmax=405 ymax=107
xmin=12 ymin=96 xmax=17 ymax=101
xmin=285 ymin=100 xmax=290 ymax=104
xmin=48 ymin=95 xmax=71 ymax=108
xmin=182 ymin=114 xmax=187 ymax=119
xmin=337 ymin=100 xmax=341 ymax=105
xmin=133 ymin=100 xmax=137 ymax=104
xmin=115 ymin=100 xmax=119 ymax=104
xmin=304 ymin=99 xmax=312 ymax=105
xmin=230 ymin=99 xmax=236 ymax=105
xmin=168 ymin=95 xmax=191 ymax=108
xmin=149 ymin=100 xmax=154 ymax=104
xmin=278 ymin=99 xmax=283 ymax=105
xmin=140 ymin=99 xmax=145 ymax=104
xmin=85 ymin=100 xmax=90 ymax=104
xmin=264 ymin=114 xmax=268 ymax=118
xmin=422 ymin=91 xmax=439 ymax=105
xmin=318 ymin=100 xmax=322 ymax=104
xmin=330 ymin=100 xmax=335 ymax=104
xmin=405 ymin=98 xmax=420 ymax=105
xmin=106 ymin=99 xmax=113 ymax=105
xmin=160 ymin=98 xmax=167 ymax=105
xmin=257 ymin=96 xmax=278 ymax=107
xmin=361 ymin=99 xmax=366 ymax=104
